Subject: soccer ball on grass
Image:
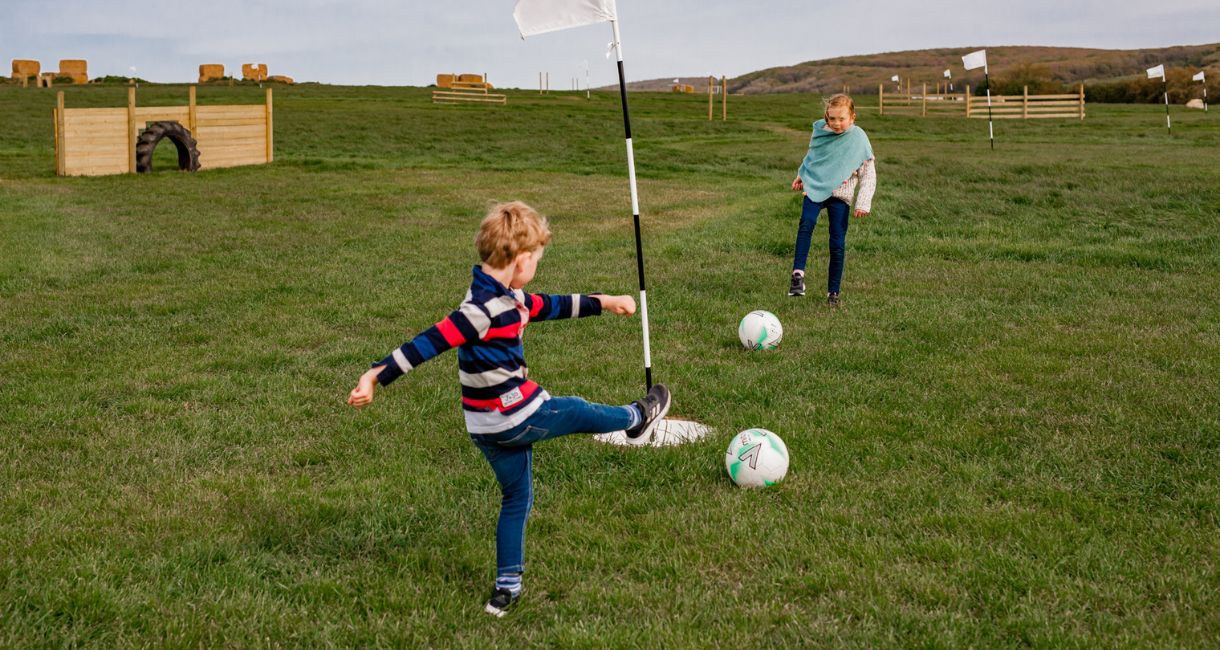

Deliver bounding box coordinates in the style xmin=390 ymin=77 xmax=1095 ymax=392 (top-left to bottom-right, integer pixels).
xmin=725 ymin=428 xmax=789 ymax=488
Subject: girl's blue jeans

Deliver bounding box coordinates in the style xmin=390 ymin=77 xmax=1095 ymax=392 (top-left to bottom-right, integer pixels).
xmin=468 ymin=397 xmax=635 ymax=578
xmin=792 ymin=195 xmax=851 ymax=294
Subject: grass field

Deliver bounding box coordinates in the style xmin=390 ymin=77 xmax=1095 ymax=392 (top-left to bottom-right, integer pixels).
xmin=2 ymin=83 xmax=1218 ymax=647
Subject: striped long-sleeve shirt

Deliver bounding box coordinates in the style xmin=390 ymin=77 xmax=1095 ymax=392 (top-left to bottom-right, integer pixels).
xmin=374 ymin=265 xmax=603 ymax=434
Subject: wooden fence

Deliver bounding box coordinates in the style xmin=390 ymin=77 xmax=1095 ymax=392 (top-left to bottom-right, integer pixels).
xmin=53 ymin=86 xmax=273 ymax=176
xmin=966 ymin=85 xmax=1085 ymax=120
xmin=432 ymin=81 xmax=506 ymax=105
xmin=878 ymin=84 xmax=966 ymax=116
xmin=879 ymin=84 xmax=1086 ymax=120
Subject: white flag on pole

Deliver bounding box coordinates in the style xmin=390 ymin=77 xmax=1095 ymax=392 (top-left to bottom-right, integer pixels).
xmin=891 ymin=75 xmax=899 ymax=82
xmin=962 ymin=50 xmax=987 ymax=71
xmin=943 ymin=69 xmax=952 ymax=78
xmin=1146 ymin=64 xmax=1165 ymax=80
xmin=1193 ymin=71 xmax=1206 ymax=82
xmin=513 ymin=0 xmax=618 ymax=37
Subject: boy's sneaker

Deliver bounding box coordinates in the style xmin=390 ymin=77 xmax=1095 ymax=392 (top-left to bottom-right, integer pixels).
xmin=788 ymin=271 xmax=806 ymax=297
xmin=484 ymin=587 xmax=519 ymax=618
xmin=827 ymin=292 xmax=841 ymax=308
xmin=624 ymin=384 xmax=671 ymax=446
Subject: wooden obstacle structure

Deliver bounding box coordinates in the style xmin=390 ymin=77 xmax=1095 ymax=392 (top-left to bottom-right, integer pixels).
xmin=432 ymin=73 xmax=505 ymax=105
xmin=878 ymin=83 xmax=1085 ymax=120
xmin=708 ymin=76 xmax=727 ymax=121
xmin=53 ymin=86 xmax=274 ymax=176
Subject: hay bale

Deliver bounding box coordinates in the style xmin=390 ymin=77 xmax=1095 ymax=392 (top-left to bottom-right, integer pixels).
xmin=58 ymin=59 xmax=88 ymax=84
xmin=458 ymin=73 xmax=483 ymax=83
xmin=198 ymin=63 xmax=225 ymax=83
xmin=11 ymin=59 xmax=39 ymax=82
xmin=268 ymin=75 xmax=294 ymax=84
xmin=436 ymin=74 xmax=455 ymax=88
xmin=242 ymin=63 xmax=268 ymax=81
xmin=1186 ymin=98 xmax=1205 ymax=109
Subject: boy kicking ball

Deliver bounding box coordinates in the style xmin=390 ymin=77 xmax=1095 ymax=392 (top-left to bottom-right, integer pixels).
xmin=347 ymin=201 xmax=670 ymax=616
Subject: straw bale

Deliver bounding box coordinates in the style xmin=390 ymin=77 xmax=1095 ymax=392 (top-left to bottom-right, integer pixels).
xmin=436 ymin=74 xmax=455 ymax=88
xmin=199 ymin=64 xmax=225 ymax=83
xmin=11 ymin=59 xmax=40 ymax=81
xmin=458 ymin=73 xmax=483 ymax=83
xmin=242 ymin=63 xmax=268 ymax=81
xmin=58 ymin=59 xmax=88 ymax=84
xmin=268 ymin=75 xmax=294 ymax=84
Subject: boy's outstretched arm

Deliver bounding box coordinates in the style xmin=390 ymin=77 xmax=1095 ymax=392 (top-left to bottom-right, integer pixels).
xmin=525 ymin=292 xmax=635 ymax=321
xmin=346 ymin=303 xmax=493 ymax=408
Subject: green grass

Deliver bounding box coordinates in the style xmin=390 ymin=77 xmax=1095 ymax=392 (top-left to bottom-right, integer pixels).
xmin=2 ymin=84 xmax=1218 ymax=647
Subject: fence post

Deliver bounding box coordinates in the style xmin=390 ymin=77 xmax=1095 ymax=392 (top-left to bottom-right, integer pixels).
xmin=922 ymin=83 xmax=927 ymax=116
xmin=265 ymin=87 xmax=274 ymax=163
xmin=1079 ymin=83 xmax=1085 ymax=120
xmin=721 ymin=76 xmax=727 ymax=121
xmin=879 ymin=84 xmax=884 ymax=115
xmin=55 ymin=91 xmax=65 ymax=175
xmin=188 ymin=85 xmax=197 ymax=134
xmin=127 ymin=86 xmax=137 ymax=174
xmin=965 ymin=85 xmax=972 ymax=118
xmin=708 ymin=76 xmax=713 ymax=121
xmin=1023 ymin=86 xmax=1028 ymax=119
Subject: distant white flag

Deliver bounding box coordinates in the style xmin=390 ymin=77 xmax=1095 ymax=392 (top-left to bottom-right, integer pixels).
xmin=891 ymin=75 xmax=899 ymax=82
xmin=943 ymin=69 xmax=952 ymax=78
xmin=1194 ymin=71 xmax=1206 ymax=82
xmin=513 ymin=0 xmax=618 ymax=37
xmin=962 ymin=50 xmax=987 ymax=71
xmin=1146 ymin=64 xmax=1165 ymax=80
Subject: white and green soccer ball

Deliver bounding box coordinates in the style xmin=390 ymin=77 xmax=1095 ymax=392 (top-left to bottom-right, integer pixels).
xmin=738 ymin=310 xmax=782 ymax=350
xmin=725 ymin=428 xmax=789 ymax=488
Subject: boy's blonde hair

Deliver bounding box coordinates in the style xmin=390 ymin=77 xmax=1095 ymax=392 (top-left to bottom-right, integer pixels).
xmin=476 ymin=201 xmax=553 ymax=268
xmin=824 ymin=93 xmax=856 ymax=117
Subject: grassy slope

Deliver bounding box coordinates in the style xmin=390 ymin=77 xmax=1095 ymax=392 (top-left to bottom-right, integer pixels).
xmin=617 ymin=43 xmax=1220 ymax=95
xmin=1 ymin=84 xmax=1218 ymax=647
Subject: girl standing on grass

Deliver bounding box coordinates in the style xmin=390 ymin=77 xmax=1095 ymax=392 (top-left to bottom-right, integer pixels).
xmin=788 ymin=94 xmax=876 ymax=306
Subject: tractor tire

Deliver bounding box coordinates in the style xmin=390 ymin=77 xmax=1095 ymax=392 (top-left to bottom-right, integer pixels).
xmin=135 ymin=121 xmax=201 ymax=173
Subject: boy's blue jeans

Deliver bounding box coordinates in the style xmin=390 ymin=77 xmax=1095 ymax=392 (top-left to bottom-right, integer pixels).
xmin=469 ymin=397 xmax=635 ymax=578
xmin=792 ymin=195 xmax=851 ymax=294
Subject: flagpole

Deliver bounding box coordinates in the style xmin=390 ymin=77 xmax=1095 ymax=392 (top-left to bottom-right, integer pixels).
xmin=1164 ymin=79 xmax=1172 ymax=134
xmin=984 ymin=64 xmax=994 ymax=150
xmin=610 ymin=18 xmax=654 ymax=390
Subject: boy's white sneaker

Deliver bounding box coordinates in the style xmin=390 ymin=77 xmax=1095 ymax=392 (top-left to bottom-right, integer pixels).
xmin=624 ymin=384 xmax=671 ymax=446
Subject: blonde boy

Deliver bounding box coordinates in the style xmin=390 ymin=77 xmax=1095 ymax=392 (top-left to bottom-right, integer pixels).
xmin=348 ymin=201 xmax=671 ymax=616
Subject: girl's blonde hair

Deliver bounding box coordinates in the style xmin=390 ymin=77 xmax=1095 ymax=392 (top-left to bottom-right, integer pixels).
xmin=824 ymin=93 xmax=856 ymax=118
xmin=476 ymin=201 xmax=553 ymax=268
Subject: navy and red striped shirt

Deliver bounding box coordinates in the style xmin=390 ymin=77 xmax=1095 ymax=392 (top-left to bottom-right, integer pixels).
xmin=375 ymin=265 xmax=603 ymax=433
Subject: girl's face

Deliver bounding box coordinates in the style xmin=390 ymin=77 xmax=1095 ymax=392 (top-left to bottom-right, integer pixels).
xmin=825 ymin=105 xmax=855 ymax=133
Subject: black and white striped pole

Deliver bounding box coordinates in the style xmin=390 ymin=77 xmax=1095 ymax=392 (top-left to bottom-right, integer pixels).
xmin=609 ymin=18 xmax=654 ymax=390
xmin=1195 ymin=71 xmax=1208 ymax=113
xmin=1149 ymin=64 xmax=1170 ymax=134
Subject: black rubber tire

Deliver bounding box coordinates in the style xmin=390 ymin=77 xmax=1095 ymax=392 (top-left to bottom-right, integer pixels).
xmin=135 ymin=121 xmax=200 ymax=173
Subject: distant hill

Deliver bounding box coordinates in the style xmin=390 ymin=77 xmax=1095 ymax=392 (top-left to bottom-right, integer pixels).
xmin=610 ymin=44 xmax=1220 ymax=96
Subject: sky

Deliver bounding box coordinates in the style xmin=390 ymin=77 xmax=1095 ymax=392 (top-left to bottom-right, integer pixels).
xmin=3 ymin=1 xmax=1217 ymax=88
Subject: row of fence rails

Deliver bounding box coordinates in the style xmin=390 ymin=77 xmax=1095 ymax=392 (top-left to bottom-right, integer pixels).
xmin=878 ymin=84 xmax=966 ymax=117
xmin=966 ymin=84 xmax=1085 ymax=120
xmin=432 ymin=80 xmax=507 ymax=105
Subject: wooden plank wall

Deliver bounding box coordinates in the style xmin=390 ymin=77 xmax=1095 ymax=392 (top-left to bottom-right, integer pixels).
xmin=54 ymin=87 xmax=274 ymax=176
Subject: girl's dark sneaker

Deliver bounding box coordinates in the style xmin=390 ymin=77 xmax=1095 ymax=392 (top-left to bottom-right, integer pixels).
xmin=827 ymin=292 xmax=841 ymax=308
xmin=624 ymin=384 xmax=671 ymax=446
xmin=484 ymin=587 xmax=519 ymax=617
xmin=789 ymin=272 xmax=806 ymax=297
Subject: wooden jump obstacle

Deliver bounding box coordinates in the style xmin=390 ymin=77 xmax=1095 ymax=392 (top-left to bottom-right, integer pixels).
xmin=432 ymin=79 xmax=506 ymax=105
xmin=53 ymin=86 xmax=274 ymax=176
xmin=879 ymin=83 xmax=1085 ymax=120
